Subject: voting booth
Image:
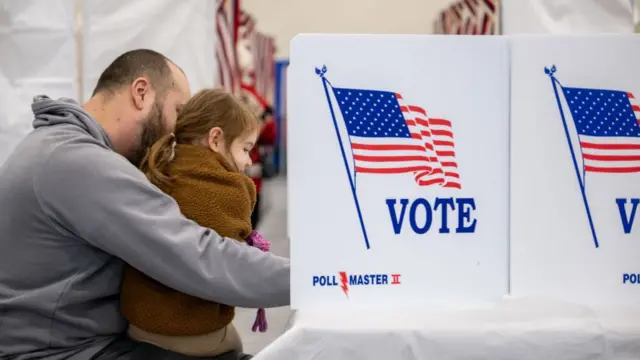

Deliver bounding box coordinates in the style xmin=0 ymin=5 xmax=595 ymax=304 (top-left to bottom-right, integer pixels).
xmin=510 ymin=35 xmax=640 ymax=307
xmin=270 ymin=34 xmax=640 ymax=360
xmin=288 ymin=34 xmax=510 ymax=309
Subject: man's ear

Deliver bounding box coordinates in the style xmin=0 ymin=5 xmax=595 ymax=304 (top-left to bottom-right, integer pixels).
xmin=131 ymin=77 xmax=151 ymax=110
xmin=208 ymin=127 xmax=224 ymax=151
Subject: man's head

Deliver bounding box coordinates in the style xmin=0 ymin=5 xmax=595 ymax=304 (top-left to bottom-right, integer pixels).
xmin=87 ymin=49 xmax=191 ymax=165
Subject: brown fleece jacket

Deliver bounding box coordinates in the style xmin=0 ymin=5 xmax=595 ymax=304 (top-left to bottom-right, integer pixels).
xmin=120 ymin=144 xmax=257 ymax=336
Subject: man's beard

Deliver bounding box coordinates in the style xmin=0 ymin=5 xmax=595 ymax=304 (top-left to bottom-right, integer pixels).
xmin=128 ymin=101 xmax=168 ymax=166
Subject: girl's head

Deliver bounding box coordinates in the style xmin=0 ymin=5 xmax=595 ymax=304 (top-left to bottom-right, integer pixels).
xmin=141 ymin=88 xmax=262 ymax=186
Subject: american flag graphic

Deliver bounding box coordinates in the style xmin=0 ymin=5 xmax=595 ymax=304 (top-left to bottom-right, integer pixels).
xmin=333 ymin=87 xmax=461 ymax=189
xmin=563 ymin=87 xmax=640 ymax=173
xmin=215 ymin=0 xmax=240 ymax=93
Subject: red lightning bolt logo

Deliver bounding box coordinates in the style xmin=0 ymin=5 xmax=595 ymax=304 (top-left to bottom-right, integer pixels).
xmin=338 ymin=271 xmax=349 ymax=298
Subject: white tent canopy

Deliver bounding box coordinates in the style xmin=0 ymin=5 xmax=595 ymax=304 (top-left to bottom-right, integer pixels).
xmin=0 ymin=0 xmax=219 ymax=166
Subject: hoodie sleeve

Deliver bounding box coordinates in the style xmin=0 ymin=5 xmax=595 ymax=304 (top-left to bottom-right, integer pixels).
xmin=33 ymin=143 xmax=290 ymax=309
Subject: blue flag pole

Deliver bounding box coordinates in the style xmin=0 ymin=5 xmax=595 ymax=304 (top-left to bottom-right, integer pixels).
xmin=316 ymin=65 xmax=371 ymax=250
xmin=545 ymin=65 xmax=599 ymax=248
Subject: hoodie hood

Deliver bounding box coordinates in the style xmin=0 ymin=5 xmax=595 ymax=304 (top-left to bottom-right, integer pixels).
xmin=32 ymin=95 xmax=113 ymax=149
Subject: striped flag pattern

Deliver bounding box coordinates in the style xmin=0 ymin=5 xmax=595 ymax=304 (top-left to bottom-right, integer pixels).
xmin=215 ymin=0 xmax=240 ymax=93
xmin=396 ymin=93 xmax=460 ymax=188
xmin=252 ymin=32 xmax=276 ymax=101
xmin=238 ymin=10 xmax=255 ymax=40
xmin=237 ymin=9 xmax=276 ymax=105
xmin=434 ymin=0 xmax=499 ymax=35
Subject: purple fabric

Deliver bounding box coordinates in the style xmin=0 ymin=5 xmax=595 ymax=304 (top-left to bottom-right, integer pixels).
xmin=245 ymin=230 xmax=270 ymax=332
xmin=251 ymin=308 xmax=267 ymax=333
xmin=246 ymin=230 xmax=270 ymax=251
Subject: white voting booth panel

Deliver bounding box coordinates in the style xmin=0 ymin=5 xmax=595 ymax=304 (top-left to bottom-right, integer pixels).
xmin=288 ymin=35 xmax=510 ymax=309
xmin=82 ymin=0 xmax=216 ymax=101
xmin=510 ymin=35 xmax=640 ymax=307
xmin=0 ymin=0 xmax=77 ymax=166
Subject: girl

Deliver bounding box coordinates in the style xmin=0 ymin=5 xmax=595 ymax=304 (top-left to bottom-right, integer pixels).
xmin=120 ymin=88 xmax=270 ymax=358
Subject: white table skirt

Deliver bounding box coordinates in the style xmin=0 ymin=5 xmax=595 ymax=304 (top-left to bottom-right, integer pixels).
xmin=254 ymin=297 xmax=640 ymax=360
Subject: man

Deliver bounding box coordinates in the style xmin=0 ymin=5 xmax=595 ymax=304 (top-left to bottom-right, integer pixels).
xmin=0 ymin=49 xmax=290 ymax=360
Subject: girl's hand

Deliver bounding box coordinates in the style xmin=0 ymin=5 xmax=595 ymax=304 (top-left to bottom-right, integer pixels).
xmin=246 ymin=230 xmax=270 ymax=252
xmin=245 ymin=230 xmax=271 ymax=332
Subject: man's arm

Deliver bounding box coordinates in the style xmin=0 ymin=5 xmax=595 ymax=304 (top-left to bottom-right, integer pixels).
xmin=34 ymin=144 xmax=289 ymax=308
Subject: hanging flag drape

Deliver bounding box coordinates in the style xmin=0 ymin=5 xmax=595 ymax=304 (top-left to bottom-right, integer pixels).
xmin=238 ymin=9 xmax=255 ymax=40
xmin=238 ymin=9 xmax=276 ymax=106
xmin=215 ymin=0 xmax=240 ymax=93
xmin=252 ymin=32 xmax=276 ymax=103
xmin=434 ymin=0 xmax=500 ymax=35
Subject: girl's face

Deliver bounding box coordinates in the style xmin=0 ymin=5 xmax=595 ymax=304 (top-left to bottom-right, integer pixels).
xmin=227 ymin=129 xmax=259 ymax=172
xmin=207 ymin=127 xmax=259 ymax=172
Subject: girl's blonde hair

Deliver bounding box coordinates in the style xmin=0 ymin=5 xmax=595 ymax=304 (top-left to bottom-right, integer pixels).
xmin=140 ymin=88 xmax=261 ymax=187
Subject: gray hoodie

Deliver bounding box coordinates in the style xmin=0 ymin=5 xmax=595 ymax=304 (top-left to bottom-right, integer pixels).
xmin=0 ymin=96 xmax=290 ymax=359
